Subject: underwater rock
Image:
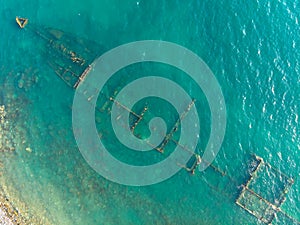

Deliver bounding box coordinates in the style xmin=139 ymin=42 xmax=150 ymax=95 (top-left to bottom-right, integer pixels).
xmin=33 ymin=75 xmax=39 ymax=84
xmin=0 ymin=105 xmax=17 ymax=153
xmin=18 ymin=79 xmax=24 ymax=89
xmin=16 ymin=69 xmax=40 ymax=91
xmin=25 ymin=147 xmax=32 ymax=153
xmin=0 ymin=106 xmax=6 ymax=125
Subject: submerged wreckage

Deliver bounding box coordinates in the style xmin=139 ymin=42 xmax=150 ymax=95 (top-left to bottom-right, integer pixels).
xmin=13 ymin=17 xmax=300 ymax=225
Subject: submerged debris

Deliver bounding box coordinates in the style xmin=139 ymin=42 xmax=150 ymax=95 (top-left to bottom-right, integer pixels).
xmin=16 ymin=17 xmax=28 ymax=29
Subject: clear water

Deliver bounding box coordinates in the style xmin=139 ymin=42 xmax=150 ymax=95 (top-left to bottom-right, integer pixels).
xmin=0 ymin=0 xmax=299 ymax=224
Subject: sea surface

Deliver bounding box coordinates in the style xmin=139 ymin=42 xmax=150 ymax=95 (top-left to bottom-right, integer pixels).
xmin=0 ymin=0 xmax=299 ymax=224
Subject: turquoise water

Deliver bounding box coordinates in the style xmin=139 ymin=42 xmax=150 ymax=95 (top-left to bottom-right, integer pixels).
xmin=0 ymin=0 xmax=299 ymax=224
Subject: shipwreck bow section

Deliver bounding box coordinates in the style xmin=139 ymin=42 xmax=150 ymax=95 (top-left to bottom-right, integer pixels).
xmin=16 ymin=16 xmax=102 ymax=89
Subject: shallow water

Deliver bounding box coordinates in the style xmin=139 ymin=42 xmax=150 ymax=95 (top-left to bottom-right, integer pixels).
xmin=0 ymin=0 xmax=299 ymax=224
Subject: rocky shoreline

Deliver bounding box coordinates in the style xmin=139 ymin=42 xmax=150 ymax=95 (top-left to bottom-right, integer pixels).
xmin=0 ymin=102 xmax=52 ymax=225
xmin=0 ymin=187 xmax=29 ymax=225
xmin=0 ymin=208 xmax=13 ymax=225
xmin=0 ymin=179 xmax=53 ymax=225
xmin=0 ymin=105 xmax=17 ymax=153
xmin=0 ymin=106 xmax=23 ymax=224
